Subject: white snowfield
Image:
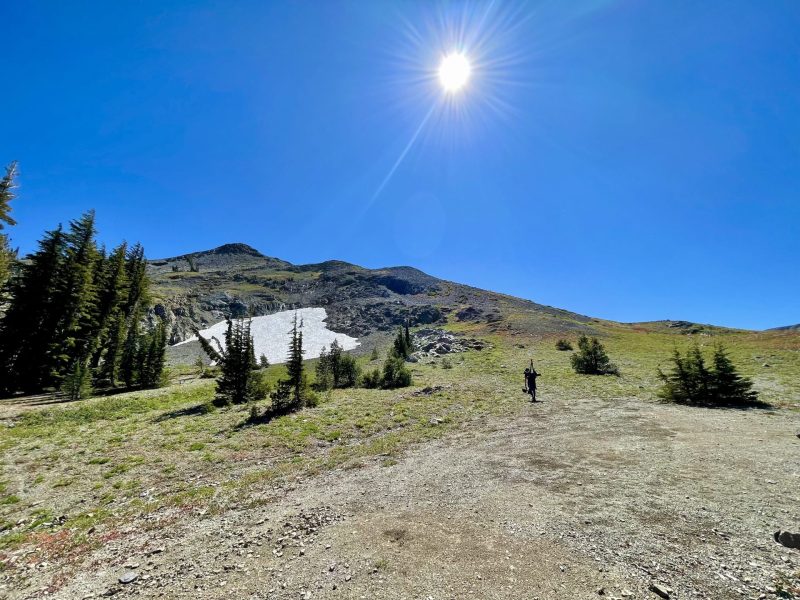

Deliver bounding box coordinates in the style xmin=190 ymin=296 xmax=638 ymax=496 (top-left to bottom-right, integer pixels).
xmin=175 ymin=307 xmax=359 ymax=364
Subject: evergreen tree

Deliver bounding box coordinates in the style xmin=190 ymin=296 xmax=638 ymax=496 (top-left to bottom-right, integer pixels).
xmin=314 ymin=340 xmax=359 ymax=390
xmin=710 ymin=345 xmax=758 ymax=405
xmin=61 ymin=358 xmax=93 ymax=401
xmin=0 ymin=206 xmax=155 ymax=397
xmin=48 ymin=211 xmax=102 ymax=385
xmin=0 ymin=162 xmax=17 ymax=229
xmin=259 ymin=354 xmax=270 ymax=369
xmin=658 ymin=344 xmax=759 ymax=407
xmin=315 ymin=345 xmax=333 ymax=391
xmin=380 ymin=355 xmax=412 ymax=389
xmin=119 ymin=306 xmax=141 ymax=388
xmin=570 ymin=335 xmax=619 ymax=375
xmin=90 ymin=243 xmax=128 ymax=366
xmin=93 ymin=244 xmax=129 ymax=382
xmin=0 ymin=161 xmax=18 ymax=293
xmin=0 ymin=226 xmax=67 ymax=394
xmin=285 ymin=314 xmax=305 ymax=404
xmin=196 ymin=318 xmax=262 ymax=406
xmin=117 ymin=244 xmax=150 ymax=389
xmin=391 ymin=327 xmax=412 ymax=360
xmin=138 ymin=318 xmax=168 ymax=389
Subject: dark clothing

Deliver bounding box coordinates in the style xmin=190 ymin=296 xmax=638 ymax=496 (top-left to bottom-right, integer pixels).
xmin=524 ymin=369 xmax=540 ymax=401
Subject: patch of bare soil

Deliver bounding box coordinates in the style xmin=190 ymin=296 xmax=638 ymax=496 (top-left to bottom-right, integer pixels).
xmin=6 ymin=394 xmax=800 ymax=599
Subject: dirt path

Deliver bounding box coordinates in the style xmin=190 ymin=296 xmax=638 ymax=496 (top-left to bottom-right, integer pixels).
xmin=9 ymin=394 xmax=800 ymax=599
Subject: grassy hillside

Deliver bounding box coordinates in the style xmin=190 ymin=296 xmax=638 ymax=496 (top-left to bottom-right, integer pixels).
xmin=1 ymin=319 xmax=797 ymax=569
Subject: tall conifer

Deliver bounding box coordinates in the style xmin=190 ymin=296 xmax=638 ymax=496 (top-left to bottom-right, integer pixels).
xmin=0 ymin=161 xmax=18 ymax=292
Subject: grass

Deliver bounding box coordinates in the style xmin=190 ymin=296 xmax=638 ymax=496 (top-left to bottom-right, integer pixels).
xmin=0 ymin=320 xmax=797 ymax=562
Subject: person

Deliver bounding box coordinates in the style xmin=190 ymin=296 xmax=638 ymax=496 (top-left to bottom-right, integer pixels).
xmin=524 ymin=366 xmax=540 ymax=402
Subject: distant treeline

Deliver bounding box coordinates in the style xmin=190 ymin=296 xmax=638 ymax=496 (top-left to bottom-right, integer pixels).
xmin=0 ymin=163 xmax=166 ymax=398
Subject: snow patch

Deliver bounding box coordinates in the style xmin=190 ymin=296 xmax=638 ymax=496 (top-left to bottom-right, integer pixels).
xmin=175 ymin=307 xmax=359 ymax=364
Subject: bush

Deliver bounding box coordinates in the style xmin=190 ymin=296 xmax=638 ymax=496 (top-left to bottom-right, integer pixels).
xmin=381 ymin=356 xmax=412 ymax=389
xmin=441 ymin=357 xmax=453 ymax=369
xmin=266 ymin=380 xmax=300 ymax=416
xmin=657 ymin=344 xmax=759 ymax=407
xmin=361 ymin=368 xmax=382 ymax=389
xmin=315 ymin=340 xmax=360 ymax=390
xmin=570 ymin=335 xmax=619 ymax=375
xmin=555 ymin=339 xmax=573 ymax=351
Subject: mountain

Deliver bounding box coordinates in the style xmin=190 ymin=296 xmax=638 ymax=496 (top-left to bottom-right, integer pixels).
xmin=768 ymin=324 xmax=800 ymax=331
xmin=148 ymin=243 xmax=594 ymax=353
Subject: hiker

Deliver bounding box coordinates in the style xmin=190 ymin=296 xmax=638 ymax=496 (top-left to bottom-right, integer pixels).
xmin=524 ymin=366 xmax=540 ymax=402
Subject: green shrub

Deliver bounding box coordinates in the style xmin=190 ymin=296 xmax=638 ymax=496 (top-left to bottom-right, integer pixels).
xmin=361 ymin=368 xmax=382 ymax=389
xmin=441 ymin=358 xmax=453 ymax=369
xmin=315 ymin=340 xmax=360 ymax=390
xmin=381 ymin=356 xmax=412 ymax=389
xmin=570 ymin=335 xmax=619 ymax=375
xmin=657 ymin=344 xmax=759 ymax=407
xmin=555 ymin=339 xmax=573 ymax=351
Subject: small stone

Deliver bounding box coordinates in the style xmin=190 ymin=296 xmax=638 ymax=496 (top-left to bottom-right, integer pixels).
xmin=118 ymin=572 xmax=138 ymax=584
xmin=648 ymin=583 xmax=670 ymax=599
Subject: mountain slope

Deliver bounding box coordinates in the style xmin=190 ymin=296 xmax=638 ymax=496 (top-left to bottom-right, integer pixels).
xmin=769 ymin=323 xmax=800 ymax=331
xmin=148 ymin=243 xmax=593 ymax=348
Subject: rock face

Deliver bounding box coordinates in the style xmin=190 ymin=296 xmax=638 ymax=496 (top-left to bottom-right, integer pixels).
xmin=148 ymin=243 xmax=595 ymax=357
xmin=411 ymin=328 xmax=490 ymax=359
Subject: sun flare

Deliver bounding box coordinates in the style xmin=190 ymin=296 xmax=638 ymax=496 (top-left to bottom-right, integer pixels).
xmin=438 ymin=52 xmax=471 ymax=92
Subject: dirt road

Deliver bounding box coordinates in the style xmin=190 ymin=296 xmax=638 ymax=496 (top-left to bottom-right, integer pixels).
xmin=11 ymin=394 xmax=800 ymax=599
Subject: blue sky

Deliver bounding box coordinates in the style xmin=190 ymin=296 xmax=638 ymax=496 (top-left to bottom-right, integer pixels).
xmin=2 ymin=1 xmax=799 ymax=330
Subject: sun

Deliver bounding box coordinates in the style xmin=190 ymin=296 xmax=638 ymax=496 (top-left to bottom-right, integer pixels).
xmin=438 ymin=52 xmax=471 ymax=93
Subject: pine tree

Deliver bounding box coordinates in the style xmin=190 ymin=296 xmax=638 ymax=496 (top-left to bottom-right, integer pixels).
xmin=117 ymin=244 xmax=150 ymax=389
xmin=93 ymin=244 xmax=129 ymax=383
xmin=138 ymin=318 xmax=168 ymax=389
xmin=285 ymin=314 xmax=305 ymax=405
xmin=90 ymin=243 xmax=128 ymax=366
xmin=570 ymin=335 xmax=619 ymax=375
xmin=61 ymin=359 xmax=93 ymax=401
xmin=48 ymin=211 xmax=102 ymax=385
xmin=196 ymin=318 xmax=262 ymax=406
xmin=0 ymin=226 xmax=67 ymax=394
xmin=391 ymin=327 xmax=411 ymax=360
xmin=0 ymin=206 xmax=154 ymax=397
xmin=710 ymin=344 xmax=758 ymax=406
xmin=315 ymin=345 xmax=333 ymax=391
xmin=0 ymin=162 xmax=17 ymax=229
xmin=657 ymin=344 xmax=759 ymax=407
xmin=0 ymin=161 xmax=18 ymax=293
xmin=381 ymin=355 xmax=412 ymax=389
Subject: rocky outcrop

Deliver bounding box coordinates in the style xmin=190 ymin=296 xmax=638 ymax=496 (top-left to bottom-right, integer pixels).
xmin=411 ymin=328 xmax=490 ymax=359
